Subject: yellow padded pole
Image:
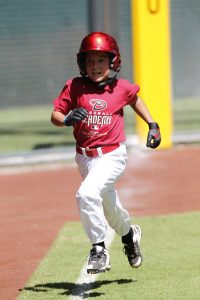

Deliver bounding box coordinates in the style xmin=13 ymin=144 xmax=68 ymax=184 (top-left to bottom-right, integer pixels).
xmin=131 ymin=0 xmax=173 ymax=148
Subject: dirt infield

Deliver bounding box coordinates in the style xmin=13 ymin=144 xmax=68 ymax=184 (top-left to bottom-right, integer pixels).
xmin=0 ymin=145 xmax=200 ymax=300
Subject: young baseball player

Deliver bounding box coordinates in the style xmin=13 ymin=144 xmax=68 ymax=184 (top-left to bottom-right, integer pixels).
xmin=51 ymin=32 xmax=161 ymax=274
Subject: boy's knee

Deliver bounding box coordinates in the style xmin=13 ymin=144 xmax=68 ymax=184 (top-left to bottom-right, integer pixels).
xmin=76 ymin=183 xmax=101 ymax=206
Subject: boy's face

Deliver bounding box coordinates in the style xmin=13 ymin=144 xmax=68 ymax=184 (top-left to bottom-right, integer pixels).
xmin=85 ymin=51 xmax=110 ymax=83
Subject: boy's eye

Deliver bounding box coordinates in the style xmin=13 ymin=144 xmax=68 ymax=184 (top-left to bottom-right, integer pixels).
xmin=86 ymin=59 xmax=103 ymax=63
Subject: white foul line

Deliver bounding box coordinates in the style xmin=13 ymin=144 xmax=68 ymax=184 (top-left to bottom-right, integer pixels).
xmin=69 ymin=225 xmax=115 ymax=299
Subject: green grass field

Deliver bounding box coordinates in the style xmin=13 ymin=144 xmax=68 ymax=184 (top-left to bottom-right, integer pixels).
xmin=0 ymin=97 xmax=200 ymax=154
xmin=17 ymin=211 xmax=200 ymax=300
xmin=0 ymin=105 xmax=75 ymax=153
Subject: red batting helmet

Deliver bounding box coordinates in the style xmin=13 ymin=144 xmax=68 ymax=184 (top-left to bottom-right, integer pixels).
xmin=77 ymin=32 xmax=121 ymax=76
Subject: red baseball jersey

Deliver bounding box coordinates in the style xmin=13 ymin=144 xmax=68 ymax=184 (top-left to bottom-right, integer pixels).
xmin=53 ymin=77 xmax=140 ymax=148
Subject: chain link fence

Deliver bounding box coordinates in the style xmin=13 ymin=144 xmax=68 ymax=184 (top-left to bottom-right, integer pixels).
xmin=0 ymin=0 xmax=199 ymax=154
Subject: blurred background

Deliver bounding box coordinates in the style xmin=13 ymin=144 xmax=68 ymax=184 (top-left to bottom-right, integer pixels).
xmin=0 ymin=0 xmax=200 ymax=155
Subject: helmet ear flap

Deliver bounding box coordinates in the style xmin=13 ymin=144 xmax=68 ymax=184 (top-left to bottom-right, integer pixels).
xmin=110 ymin=55 xmax=121 ymax=72
xmin=110 ymin=55 xmax=115 ymax=68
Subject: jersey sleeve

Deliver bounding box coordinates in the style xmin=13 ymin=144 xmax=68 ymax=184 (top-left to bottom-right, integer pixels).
xmin=126 ymin=83 xmax=140 ymax=105
xmin=53 ymin=79 xmax=75 ymax=115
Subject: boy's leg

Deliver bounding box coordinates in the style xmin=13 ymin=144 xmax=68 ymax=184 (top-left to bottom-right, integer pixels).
xmin=75 ymin=145 xmax=127 ymax=273
xmin=76 ymin=145 xmax=127 ymax=244
xmin=102 ymin=189 xmax=131 ymax=236
xmin=103 ymin=189 xmax=143 ymax=268
xmin=75 ymin=144 xmax=142 ymax=271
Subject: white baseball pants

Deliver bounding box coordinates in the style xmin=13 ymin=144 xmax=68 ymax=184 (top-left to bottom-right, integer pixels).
xmin=75 ymin=143 xmax=131 ymax=244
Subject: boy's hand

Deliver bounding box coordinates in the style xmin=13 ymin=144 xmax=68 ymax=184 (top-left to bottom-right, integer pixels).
xmin=146 ymin=122 xmax=161 ymax=149
xmin=64 ymin=108 xmax=88 ymax=126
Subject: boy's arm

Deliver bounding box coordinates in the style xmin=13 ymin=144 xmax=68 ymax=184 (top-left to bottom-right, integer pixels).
xmin=130 ymin=96 xmax=161 ymax=148
xmin=130 ymin=96 xmax=154 ymax=124
xmin=51 ymin=111 xmax=65 ymax=127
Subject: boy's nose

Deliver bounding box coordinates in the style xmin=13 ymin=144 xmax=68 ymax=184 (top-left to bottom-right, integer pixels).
xmin=92 ymin=61 xmax=98 ymax=67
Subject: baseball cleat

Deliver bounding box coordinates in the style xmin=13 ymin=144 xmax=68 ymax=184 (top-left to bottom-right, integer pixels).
xmin=87 ymin=245 xmax=111 ymax=274
xmin=123 ymin=225 xmax=143 ymax=268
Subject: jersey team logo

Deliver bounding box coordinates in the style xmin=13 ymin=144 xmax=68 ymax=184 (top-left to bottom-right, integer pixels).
xmin=91 ymin=125 xmax=99 ymax=130
xmin=89 ymin=99 xmax=107 ymax=111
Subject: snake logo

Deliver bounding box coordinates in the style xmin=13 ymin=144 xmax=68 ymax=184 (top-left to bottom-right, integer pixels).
xmin=89 ymin=99 xmax=107 ymax=111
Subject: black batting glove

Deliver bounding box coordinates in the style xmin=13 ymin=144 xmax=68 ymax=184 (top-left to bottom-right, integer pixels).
xmin=64 ymin=108 xmax=88 ymax=126
xmin=146 ymin=122 xmax=161 ymax=149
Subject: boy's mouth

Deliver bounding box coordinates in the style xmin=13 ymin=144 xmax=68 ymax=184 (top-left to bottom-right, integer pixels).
xmin=92 ymin=71 xmax=101 ymax=75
